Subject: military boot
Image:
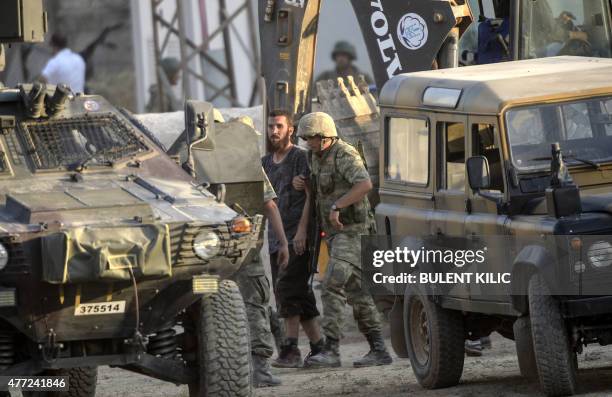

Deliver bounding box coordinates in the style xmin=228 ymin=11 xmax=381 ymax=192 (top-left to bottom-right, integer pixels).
xmin=480 ymin=336 xmax=492 ymax=350
xmin=353 ymin=332 xmax=393 ymax=367
xmin=273 ymin=338 xmax=302 ymax=368
xmin=303 ymin=337 xmax=341 ymax=368
xmin=465 ymin=339 xmax=483 ymax=357
xmin=303 ymin=338 xmax=325 ymax=366
xmin=252 ymin=354 xmax=282 ymax=388
xmin=269 ymin=308 xmax=285 ymax=354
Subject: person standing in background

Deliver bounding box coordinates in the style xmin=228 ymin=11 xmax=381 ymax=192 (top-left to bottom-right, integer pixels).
xmin=40 ymin=33 xmax=85 ymax=93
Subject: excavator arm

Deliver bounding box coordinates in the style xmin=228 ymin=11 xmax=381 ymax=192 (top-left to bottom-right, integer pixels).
xmin=259 ymin=0 xmax=473 ymax=117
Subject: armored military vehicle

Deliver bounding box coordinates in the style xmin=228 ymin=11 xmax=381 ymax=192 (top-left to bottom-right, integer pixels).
xmin=0 ymin=1 xmax=260 ymax=396
xmin=375 ymin=56 xmax=612 ymax=396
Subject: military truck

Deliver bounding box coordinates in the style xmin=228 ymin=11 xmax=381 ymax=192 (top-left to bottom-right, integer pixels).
xmin=375 ymin=56 xmax=612 ymax=396
xmin=0 ymin=1 xmax=260 ymax=396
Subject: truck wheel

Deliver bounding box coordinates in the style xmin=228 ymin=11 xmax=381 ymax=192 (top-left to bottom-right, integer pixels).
xmin=528 ymin=273 xmax=577 ymax=396
xmin=404 ymin=287 xmax=464 ymax=389
xmin=23 ymin=367 xmax=97 ymax=397
xmin=188 ymin=280 xmax=251 ymax=397
xmin=513 ymin=316 xmax=537 ymax=380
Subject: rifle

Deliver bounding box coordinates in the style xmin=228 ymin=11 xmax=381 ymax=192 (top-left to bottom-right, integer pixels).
xmin=307 ymin=172 xmax=321 ymax=284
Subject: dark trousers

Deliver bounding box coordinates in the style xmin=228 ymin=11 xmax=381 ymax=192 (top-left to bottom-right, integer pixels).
xmin=270 ymin=246 xmax=319 ymax=321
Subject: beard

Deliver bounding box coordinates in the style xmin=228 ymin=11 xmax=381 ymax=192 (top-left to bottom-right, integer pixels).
xmin=269 ymin=134 xmax=291 ymax=151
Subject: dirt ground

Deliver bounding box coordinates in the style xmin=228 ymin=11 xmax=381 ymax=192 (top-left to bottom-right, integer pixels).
xmin=90 ymin=331 xmax=612 ymax=397
xmin=90 ymin=248 xmax=612 ymax=397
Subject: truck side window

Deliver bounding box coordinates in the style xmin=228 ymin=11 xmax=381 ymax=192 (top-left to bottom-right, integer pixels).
xmin=443 ymin=122 xmax=465 ymax=191
xmin=385 ymin=118 xmax=429 ymax=185
xmin=472 ymin=123 xmax=504 ymax=193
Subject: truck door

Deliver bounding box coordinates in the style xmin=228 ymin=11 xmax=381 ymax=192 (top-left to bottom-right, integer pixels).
xmin=466 ymin=119 xmax=512 ymax=303
xmin=430 ymin=115 xmax=470 ymax=299
xmin=431 ymin=115 xmax=468 ymax=238
xmin=377 ymin=113 xmax=433 ymax=239
xmin=375 ymin=112 xmax=434 ymax=298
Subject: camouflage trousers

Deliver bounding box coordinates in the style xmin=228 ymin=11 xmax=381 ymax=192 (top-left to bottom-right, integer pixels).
xmin=321 ymin=233 xmax=382 ymax=341
xmin=231 ymin=255 xmax=274 ymax=358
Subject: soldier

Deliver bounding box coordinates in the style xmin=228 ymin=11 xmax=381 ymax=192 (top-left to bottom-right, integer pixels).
xmin=145 ymin=57 xmax=182 ymax=113
xmin=315 ymin=41 xmax=373 ymax=89
xmin=232 ymin=170 xmax=289 ymax=387
xmin=294 ymin=112 xmax=392 ymax=368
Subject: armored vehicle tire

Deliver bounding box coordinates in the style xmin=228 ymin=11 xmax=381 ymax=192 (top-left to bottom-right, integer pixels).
xmin=528 ymin=273 xmax=577 ymax=396
xmin=23 ymin=367 xmax=97 ymax=397
xmin=513 ymin=316 xmax=538 ymax=380
xmin=403 ymin=286 xmax=464 ymax=389
xmin=188 ymin=279 xmax=251 ymax=397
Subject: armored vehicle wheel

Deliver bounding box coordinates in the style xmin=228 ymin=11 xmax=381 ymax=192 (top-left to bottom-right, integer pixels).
xmin=528 ymin=274 xmax=577 ymax=396
xmin=513 ymin=316 xmax=537 ymax=380
xmin=404 ymin=286 xmax=464 ymax=389
xmin=23 ymin=367 xmax=97 ymax=397
xmin=188 ymin=279 xmax=251 ymax=397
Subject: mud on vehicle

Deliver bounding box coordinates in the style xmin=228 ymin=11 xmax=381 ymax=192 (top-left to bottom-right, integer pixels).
xmin=0 ymin=3 xmax=265 ymax=395
xmin=0 ymin=86 xmax=262 ymax=396
xmin=375 ymin=56 xmax=612 ymax=397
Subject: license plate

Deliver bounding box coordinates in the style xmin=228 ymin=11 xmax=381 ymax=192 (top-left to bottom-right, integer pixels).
xmin=74 ymin=301 xmax=126 ymax=316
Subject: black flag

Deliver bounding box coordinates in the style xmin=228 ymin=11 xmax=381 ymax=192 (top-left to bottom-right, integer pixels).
xmin=350 ymin=0 xmax=460 ymax=90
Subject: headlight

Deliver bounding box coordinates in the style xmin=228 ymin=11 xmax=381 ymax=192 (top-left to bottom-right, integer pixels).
xmin=193 ymin=232 xmax=221 ymax=260
xmin=0 ymin=244 xmax=8 ymax=270
xmin=587 ymin=241 xmax=612 ymax=268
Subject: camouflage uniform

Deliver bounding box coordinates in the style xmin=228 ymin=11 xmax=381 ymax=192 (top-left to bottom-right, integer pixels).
xmin=310 ymin=139 xmax=382 ymax=341
xmin=231 ymin=171 xmax=276 ymax=358
xmin=299 ymin=112 xmax=390 ymax=368
xmin=315 ymin=65 xmax=373 ymax=88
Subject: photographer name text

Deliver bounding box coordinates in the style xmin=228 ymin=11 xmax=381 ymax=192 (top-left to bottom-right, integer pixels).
xmin=372 ymin=272 xmax=511 ymax=284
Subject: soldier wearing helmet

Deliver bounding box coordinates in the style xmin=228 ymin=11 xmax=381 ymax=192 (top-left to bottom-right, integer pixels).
xmin=145 ymin=57 xmax=182 ymax=112
xmin=315 ymin=41 xmax=373 ymax=92
xmin=293 ymin=112 xmax=392 ymax=368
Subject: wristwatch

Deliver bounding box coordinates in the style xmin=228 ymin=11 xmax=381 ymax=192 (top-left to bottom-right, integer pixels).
xmin=331 ymin=203 xmax=340 ymax=212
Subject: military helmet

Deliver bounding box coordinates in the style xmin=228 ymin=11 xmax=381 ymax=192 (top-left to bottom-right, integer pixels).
xmin=160 ymin=57 xmax=181 ymax=79
xmin=332 ymin=41 xmax=357 ymax=61
xmin=297 ymin=112 xmax=337 ymax=139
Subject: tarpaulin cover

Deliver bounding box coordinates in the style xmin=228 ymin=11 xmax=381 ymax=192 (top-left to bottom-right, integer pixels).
xmin=41 ymin=225 xmax=171 ymax=284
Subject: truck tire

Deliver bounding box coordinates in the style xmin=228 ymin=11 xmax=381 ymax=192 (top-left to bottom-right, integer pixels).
xmin=188 ymin=280 xmax=251 ymax=397
xmin=23 ymin=367 xmax=97 ymax=397
xmin=528 ymin=273 xmax=577 ymax=396
xmin=513 ymin=316 xmax=537 ymax=380
xmin=404 ymin=287 xmax=464 ymax=389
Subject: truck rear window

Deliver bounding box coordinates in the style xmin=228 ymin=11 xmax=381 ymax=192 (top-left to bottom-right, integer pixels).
xmin=385 ymin=117 xmax=429 ymax=185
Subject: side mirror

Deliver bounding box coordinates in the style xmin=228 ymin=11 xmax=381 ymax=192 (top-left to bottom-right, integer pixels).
xmin=467 ymin=156 xmax=491 ymax=191
xmin=185 ymin=100 xmax=215 ymax=150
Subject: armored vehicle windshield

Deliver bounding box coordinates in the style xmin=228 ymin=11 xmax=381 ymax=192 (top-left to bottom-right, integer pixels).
xmin=21 ymin=113 xmax=150 ymax=171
